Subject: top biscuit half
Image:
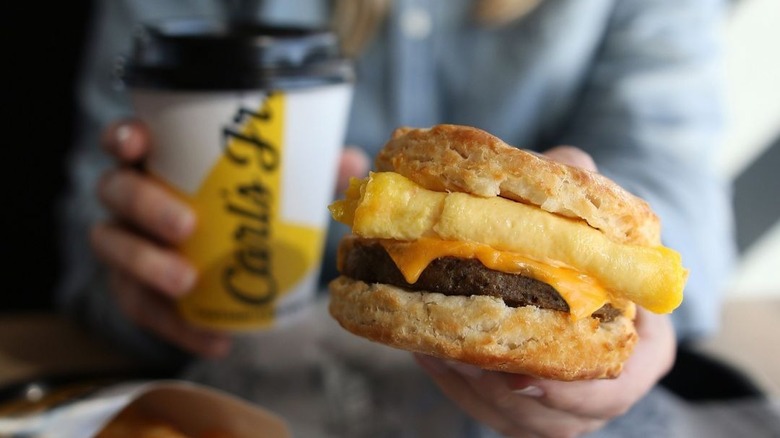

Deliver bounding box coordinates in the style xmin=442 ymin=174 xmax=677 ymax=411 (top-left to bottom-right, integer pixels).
xmin=375 ymin=124 xmax=661 ymax=247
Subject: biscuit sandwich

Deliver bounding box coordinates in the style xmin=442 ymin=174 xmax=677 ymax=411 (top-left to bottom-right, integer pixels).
xmin=327 ymin=124 xmax=687 ymax=380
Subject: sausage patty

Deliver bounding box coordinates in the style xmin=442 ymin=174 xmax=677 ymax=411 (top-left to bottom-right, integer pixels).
xmin=339 ymin=239 xmax=621 ymax=322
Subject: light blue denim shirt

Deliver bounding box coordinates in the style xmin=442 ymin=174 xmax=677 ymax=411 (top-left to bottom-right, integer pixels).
xmin=58 ymin=0 xmax=737 ymax=435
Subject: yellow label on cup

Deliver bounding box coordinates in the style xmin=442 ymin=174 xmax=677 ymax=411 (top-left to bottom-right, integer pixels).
xmin=160 ymin=93 xmax=320 ymax=330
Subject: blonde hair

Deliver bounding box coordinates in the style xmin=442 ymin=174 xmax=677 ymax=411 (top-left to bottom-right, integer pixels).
xmin=332 ymin=0 xmax=542 ymax=57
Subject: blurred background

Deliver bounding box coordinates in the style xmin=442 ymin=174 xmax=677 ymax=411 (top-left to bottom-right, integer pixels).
xmin=696 ymin=0 xmax=780 ymax=398
xmin=3 ymin=1 xmax=93 ymax=311
xmin=717 ymin=0 xmax=780 ymax=300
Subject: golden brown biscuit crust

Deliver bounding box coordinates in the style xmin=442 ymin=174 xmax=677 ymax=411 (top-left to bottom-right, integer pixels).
xmin=375 ymin=124 xmax=660 ymax=246
xmin=328 ymin=276 xmax=638 ymax=380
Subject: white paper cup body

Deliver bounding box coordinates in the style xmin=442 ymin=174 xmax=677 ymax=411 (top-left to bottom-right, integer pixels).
xmin=131 ymin=83 xmax=352 ymax=331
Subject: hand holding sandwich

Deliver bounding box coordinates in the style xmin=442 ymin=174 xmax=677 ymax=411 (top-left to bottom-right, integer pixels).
xmin=415 ymin=307 xmax=674 ymax=438
xmin=413 ymin=146 xmax=676 ymax=438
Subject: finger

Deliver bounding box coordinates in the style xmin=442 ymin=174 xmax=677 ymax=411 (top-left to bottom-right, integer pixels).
xmin=619 ymin=308 xmax=676 ymax=396
xmin=543 ymin=146 xmax=597 ymax=172
xmin=101 ymin=119 xmax=152 ymax=163
xmin=97 ymin=168 xmax=196 ymax=243
xmin=505 ymin=309 xmax=675 ymax=420
xmin=109 ymin=271 xmax=232 ymax=358
xmin=414 ymin=354 xmax=519 ymax=436
xmin=447 ymin=362 xmax=604 ymax=437
xmin=91 ymin=221 xmax=197 ymax=298
xmin=509 ymin=374 xmax=624 ymax=421
xmin=337 ymin=146 xmax=370 ymax=193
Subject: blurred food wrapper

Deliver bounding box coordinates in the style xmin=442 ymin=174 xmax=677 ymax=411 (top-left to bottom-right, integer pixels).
xmin=0 ymin=380 xmax=291 ymax=438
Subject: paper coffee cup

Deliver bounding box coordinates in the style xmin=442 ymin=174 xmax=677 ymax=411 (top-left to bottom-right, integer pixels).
xmin=120 ymin=18 xmax=354 ymax=331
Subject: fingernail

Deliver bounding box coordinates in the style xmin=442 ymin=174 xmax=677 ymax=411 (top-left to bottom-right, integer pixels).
xmin=414 ymin=354 xmax=449 ymax=374
xmin=512 ymin=386 xmax=544 ymax=397
xmin=168 ymin=264 xmax=197 ymax=295
xmin=116 ymin=124 xmax=131 ymax=143
xmin=115 ymin=123 xmax=144 ymax=158
xmin=163 ymin=205 xmax=196 ymax=240
xmin=446 ymin=361 xmax=483 ymax=379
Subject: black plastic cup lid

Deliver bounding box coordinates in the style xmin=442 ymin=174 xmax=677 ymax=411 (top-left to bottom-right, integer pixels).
xmin=119 ymin=17 xmax=354 ymax=91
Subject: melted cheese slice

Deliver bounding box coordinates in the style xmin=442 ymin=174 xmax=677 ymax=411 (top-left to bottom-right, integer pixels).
xmin=380 ymin=238 xmax=610 ymax=320
xmin=330 ymin=172 xmax=687 ymax=314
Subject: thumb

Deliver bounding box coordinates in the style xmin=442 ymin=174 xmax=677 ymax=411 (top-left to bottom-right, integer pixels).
xmin=543 ymin=146 xmax=597 ymax=172
xmin=101 ymin=118 xmax=152 ymax=163
xmin=337 ymin=146 xmax=370 ymax=193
